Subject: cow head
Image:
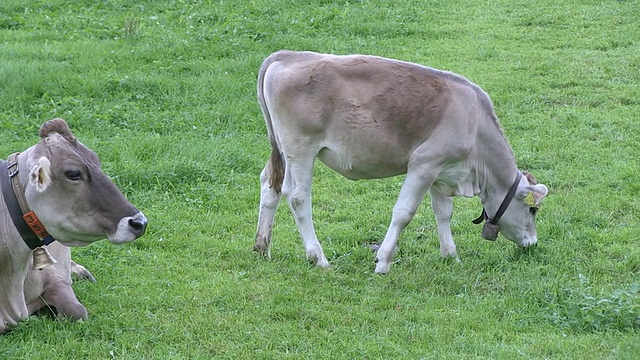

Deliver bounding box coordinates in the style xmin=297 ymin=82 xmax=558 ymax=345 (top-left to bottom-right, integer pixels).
xmin=21 ymin=118 xmax=147 ymax=246
xmin=495 ymin=171 xmax=548 ymax=247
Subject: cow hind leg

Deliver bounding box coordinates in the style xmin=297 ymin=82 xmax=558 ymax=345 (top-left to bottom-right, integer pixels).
xmin=255 ymin=161 xmax=283 ymax=259
xmin=282 ymin=157 xmax=329 ymax=268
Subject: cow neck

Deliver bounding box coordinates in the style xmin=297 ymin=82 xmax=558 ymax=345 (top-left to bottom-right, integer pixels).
xmin=0 ymin=153 xmax=56 ymax=250
xmin=473 ymin=171 xmax=522 ymax=225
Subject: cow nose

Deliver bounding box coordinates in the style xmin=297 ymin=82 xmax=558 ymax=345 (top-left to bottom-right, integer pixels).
xmin=128 ymin=212 xmax=148 ymax=238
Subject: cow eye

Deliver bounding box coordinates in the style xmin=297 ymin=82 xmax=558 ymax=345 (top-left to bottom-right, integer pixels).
xmin=529 ymin=207 xmax=539 ymax=216
xmin=65 ymin=169 xmax=82 ymax=181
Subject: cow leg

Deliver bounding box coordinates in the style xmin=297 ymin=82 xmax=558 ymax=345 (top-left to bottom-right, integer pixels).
xmin=375 ymin=169 xmax=436 ymax=274
xmin=41 ymin=273 xmax=88 ymax=320
xmin=0 ymin=277 xmax=29 ymax=332
xmin=71 ymin=260 xmax=96 ymax=283
xmin=429 ymin=188 xmax=459 ymax=259
xmin=255 ymin=162 xmax=283 ymax=259
xmin=0 ymin=246 xmax=30 ymax=332
xmin=282 ymin=157 xmax=329 ymax=268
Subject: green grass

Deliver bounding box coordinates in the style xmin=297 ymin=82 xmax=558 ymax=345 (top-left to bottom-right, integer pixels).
xmin=1 ymin=0 xmax=639 ymax=358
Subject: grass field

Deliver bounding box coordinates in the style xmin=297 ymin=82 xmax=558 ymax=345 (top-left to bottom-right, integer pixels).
xmin=1 ymin=0 xmax=639 ymax=358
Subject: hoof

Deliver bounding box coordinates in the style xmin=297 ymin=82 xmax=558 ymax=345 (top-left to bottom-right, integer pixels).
xmin=374 ymin=262 xmax=390 ymax=274
xmin=307 ymin=251 xmax=329 ymax=268
xmin=254 ymin=235 xmax=271 ymax=257
xmin=71 ymin=261 xmax=97 ymax=283
xmin=253 ymin=245 xmax=271 ymax=260
xmin=440 ymin=250 xmax=459 ymax=259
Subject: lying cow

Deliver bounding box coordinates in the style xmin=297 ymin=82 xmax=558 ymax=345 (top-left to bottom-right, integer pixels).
xmin=254 ymin=50 xmax=548 ymax=274
xmin=1 ymin=118 xmax=147 ymax=332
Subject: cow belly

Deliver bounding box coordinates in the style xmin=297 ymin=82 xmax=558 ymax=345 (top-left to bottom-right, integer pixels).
xmin=317 ymin=146 xmax=406 ymax=180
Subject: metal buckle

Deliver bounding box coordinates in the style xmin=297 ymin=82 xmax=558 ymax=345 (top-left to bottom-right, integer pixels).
xmin=7 ymin=160 xmax=18 ymax=178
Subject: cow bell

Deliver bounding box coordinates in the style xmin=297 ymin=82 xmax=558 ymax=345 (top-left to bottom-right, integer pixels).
xmin=32 ymin=247 xmax=57 ymax=270
xmin=481 ymin=222 xmax=500 ymax=241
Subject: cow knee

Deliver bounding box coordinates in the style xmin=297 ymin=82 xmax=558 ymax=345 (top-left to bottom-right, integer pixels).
xmin=291 ymin=193 xmax=305 ymax=211
xmin=259 ymin=166 xmax=272 ymax=187
xmin=284 ymin=187 xmax=308 ymax=212
xmin=260 ymin=186 xmax=281 ymax=209
xmin=391 ymin=208 xmax=415 ymax=229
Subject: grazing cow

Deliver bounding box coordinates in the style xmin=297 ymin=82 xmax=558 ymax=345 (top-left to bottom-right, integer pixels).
xmin=254 ymin=50 xmax=548 ymax=274
xmin=1 ymin=118 xmax=148 ymax=332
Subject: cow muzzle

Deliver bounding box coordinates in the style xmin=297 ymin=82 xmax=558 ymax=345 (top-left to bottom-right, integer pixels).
xmin=110 ymin=212 xmax=148 ymax=244
xmin=128 ymin=212 xmax=148 ymax=237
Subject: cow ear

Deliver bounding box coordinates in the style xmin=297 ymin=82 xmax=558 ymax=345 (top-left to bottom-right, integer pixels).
xmin=29 ymin=157 xmax=53 ymax=192
xmin=39 ymin=118 xmax=77 ymax=145
xmin=521 ymin=184 xmax=548 ymax=206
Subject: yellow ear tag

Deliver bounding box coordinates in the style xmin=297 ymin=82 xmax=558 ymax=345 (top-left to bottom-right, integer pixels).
xmin=524 ymin=191 xmax=536 ymax=207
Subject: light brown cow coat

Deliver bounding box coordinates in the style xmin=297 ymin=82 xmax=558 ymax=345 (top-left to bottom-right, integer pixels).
xmin=254 ymin=50 xmax=548 ymax=273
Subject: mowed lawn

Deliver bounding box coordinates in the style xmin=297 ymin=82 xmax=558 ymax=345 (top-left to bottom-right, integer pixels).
xmin=1 ymin=0 xmax=638 ymax=358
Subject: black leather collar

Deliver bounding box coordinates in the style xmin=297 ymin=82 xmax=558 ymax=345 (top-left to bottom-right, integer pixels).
xmin=1 ymin=157 xmax=55 ymax=249
xmin=473 ymin=171 xmax=523 ymax=225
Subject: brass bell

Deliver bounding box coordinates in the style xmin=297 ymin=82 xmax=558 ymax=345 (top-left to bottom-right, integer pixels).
xmin=32 ymin=247 xmax=57 ymax=270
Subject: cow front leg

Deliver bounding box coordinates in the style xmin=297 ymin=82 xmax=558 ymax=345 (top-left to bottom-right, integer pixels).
xmin=429 ymin=188 xmax=459 ymax=259
xmin=375 ymin=172 xmax=432 ymax=274
xmin=71 ymin=260 xmax=96 ymax=282
xmin=282 ymin=158 xmax=329 ymax=268
xmin=254 ymin=161 xmax=283 ymax=259
xmin=42 ymin=273 xmax=88 ymax=321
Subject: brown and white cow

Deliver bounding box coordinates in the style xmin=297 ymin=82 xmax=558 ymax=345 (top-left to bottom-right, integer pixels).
xmin=254 ymin=50 xmax=548 ymax=274
xmin=1 ymin=118 xmax=147 ymax=332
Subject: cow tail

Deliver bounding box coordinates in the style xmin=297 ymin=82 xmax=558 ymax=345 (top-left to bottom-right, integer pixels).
xmin=257 ymin=52 xmax=285 ymax=194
